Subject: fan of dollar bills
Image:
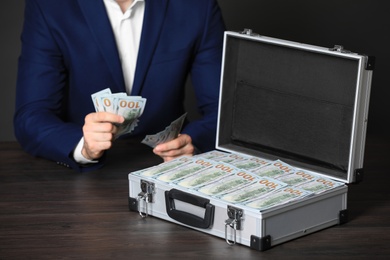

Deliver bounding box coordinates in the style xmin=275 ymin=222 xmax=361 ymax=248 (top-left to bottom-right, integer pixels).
xmin=91 ymin=88 xmax=186 ymax=147
xmin=91 ymin=88 xmax=147 ymax=138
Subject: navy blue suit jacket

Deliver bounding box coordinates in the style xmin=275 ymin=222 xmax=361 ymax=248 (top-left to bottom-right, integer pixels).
xmin=14 ymin=0 xmax=225 ymax=171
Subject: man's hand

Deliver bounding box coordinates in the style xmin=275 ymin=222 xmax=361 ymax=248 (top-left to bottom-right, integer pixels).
xmin=82 ymin=112 xmax=124 ymax=160
xmin=153 ymin=134 xmax=194 ymax=162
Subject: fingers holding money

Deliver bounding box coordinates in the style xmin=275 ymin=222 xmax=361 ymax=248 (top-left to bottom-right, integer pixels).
xmin=91 ymin=88 xmax=147 ymax=138
xmin=153 ymin=134 xmax=194 ymax=162
xmin=82 ymin=112 xmax=125 ymax=160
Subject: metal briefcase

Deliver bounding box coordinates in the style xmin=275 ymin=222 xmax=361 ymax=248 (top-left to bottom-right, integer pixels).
xmin=128 ymin=29 xmax=374 ymax=251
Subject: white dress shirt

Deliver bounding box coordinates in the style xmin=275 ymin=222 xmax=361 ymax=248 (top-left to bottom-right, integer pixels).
xmin=73 ymin=0 xmax=145 ymax=164
xmin=104 ymin=0 xmax=145 ymax=94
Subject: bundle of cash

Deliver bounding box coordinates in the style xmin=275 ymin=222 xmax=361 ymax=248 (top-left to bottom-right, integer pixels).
xmin=129 ymin=139 xmax=347 ymax=212
xmin=193 ymin=150 xmax=229 ymax=160
xmin=209 ymin=152 xmax=248 ymax=164
xmin=175 ymin=161 xmax=238 ymax=189
xmin=157 ymin=158 xmax=215 ymax=183
xmin=252 ymin=160 xmax=295 ymax=179
xmin=277 ymin=169 xmax=317 ymax=186
xmin=297 ymin=177 xmax=344 ymax=194
xmin=227 ymin=156 xmax=270 ymax=171
xmin=244 ymin=186 xmax=312 ymax=211
xmin=91 ymin=88 xmax=146 ymax=138
xmin=142 ymin=113 xmax=187 ymax=148
xmin=219 ymin=176 xmax=287 ymax=204
xmin=131 ymin=156 xmax=193 ymax=178
xmin=197 ymin=170 xmax=259 ymax=196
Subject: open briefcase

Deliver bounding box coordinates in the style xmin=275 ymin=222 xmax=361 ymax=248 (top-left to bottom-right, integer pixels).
xmin=128 ymin=29 xmax=374 ymax=251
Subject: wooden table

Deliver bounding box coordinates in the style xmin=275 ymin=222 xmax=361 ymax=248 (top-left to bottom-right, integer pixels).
xmin=1 ymin=135 xmax=389 ymax=259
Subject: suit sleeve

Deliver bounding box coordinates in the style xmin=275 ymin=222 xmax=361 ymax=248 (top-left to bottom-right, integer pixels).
xmin=14 ymin=0 xmax=103 ymax=172
xmin=181 ymin=0 xmax=226 ymax=152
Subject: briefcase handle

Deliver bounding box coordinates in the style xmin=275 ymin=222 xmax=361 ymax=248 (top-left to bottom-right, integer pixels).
xmin=165 ymin=189 xmax=215 ymax=229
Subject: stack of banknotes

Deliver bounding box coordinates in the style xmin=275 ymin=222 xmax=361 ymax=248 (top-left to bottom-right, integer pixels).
xmin=132 ymin=151 xmax=344 ymax=212
xmin=91 ymin=88 xmax=147 ymax=138
xmin=91 ymin=89 xmax=186 ymax=147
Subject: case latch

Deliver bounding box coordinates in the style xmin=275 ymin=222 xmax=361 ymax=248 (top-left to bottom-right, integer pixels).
xmin=137 ymin=180 xmax=155 ymax=218
xmin=329 ymin=45 xmax=351 ymax=53
xmin=225 ymin=205 xmax=244 ymax=245
xmin=240 ymin=28 xmax=260 ymax=37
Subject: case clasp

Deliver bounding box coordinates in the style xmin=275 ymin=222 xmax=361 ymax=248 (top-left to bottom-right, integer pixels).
xmin=240 ymin=28 xmax=260 ymax=37
xmin=330 ymin=45 xmax=351 ymax=53
xmin=225 ymin=205 xmax=244 ymax=245
xmin=137 ymin=180 xmax=155 ymax=218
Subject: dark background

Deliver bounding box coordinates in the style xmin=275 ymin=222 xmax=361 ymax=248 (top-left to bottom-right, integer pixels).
xmin=1 ymin=0 xmax=388 ymax=141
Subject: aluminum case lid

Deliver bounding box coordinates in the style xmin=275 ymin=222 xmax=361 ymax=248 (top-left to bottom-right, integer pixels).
xmin=216 ymin=30 xmax=374 ymax=184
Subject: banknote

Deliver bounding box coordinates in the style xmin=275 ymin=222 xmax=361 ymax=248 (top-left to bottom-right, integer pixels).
xmin=244 ymin=186 xmax=312 ymax=211
xmin=197 ymin=170 xmax=258 ymax=196
xmin=115 ymin=96 xmax=147 ymax=137
xmin=278 ymin=169 xmax=317 ymax=186
xmin=91 ymin=88 xmax=112 ymax=112
xmin=193 ymin=150 xmax=229 ymax=160
xmin=210 ymin=152 xmax=248 ymax=164
xmin=99 ymin=93 xmax=127 ymax=113
xmin=142 ymin=113 xmax=187 ymax=148
xmin=228 ymin=156 xmax=270 ymax=171
xmin=157 ymin=158 xmax=215 ymax=183
xmin=297 ymin=177 xmax=344 ymax=194
xmin=195 ymin=151 xmax=270 ymax=171
xmin=175 ymin=162 xmax=237 ymax=189
xmin=251 ymin=160 xmax=295 ymax=179
xmin=219 ymin=176 xmax=287 ymax=204
xmin=131 ymin=156 xmax=193 ymax=178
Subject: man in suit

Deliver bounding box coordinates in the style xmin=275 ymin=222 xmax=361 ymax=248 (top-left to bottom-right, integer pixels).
xmin=14 ymin=0 xmax=225 ymax=172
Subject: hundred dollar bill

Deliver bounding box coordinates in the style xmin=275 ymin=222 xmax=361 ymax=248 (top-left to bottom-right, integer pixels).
xmin=219 ymin=177 xmax=287 ymax=204
xmin=297 ymin=177 xmax=344 ymax=194
xmin=244 ymin=186 xmax=312 ymax=211
xmin=252 ymin=160 xmax=295 ymax=179
xmin=194 ymin=150 xmax=229 ymax=160
xmin=131 ymin=156 xmax=193 ymax=178
xmin=196 ymin=151 xmax=270 ymax=172
xmin=157 ymin=158 xmax=215 ymax=183
xmin=229 ymin=156 xmax=270 ymax=171
xmin=210 ymin=152 xmax=248 ymax=164
xmin=163 ymin=113 xmax=187 ymax=141
xmin=115 ymin=96 xmax=147 ymax=136
xmin=141 ymin=134 xmax=164 ymax=148
xmin=278 ymin=169 xmax=317 ymax=186
xmin=197 ymin=170 xmax=258 ymax=196
xmin=91 ymin=88 xmax=112 ymax=112
xmin=142 ymin=113 xmax=187 ymax=148
xmin=175 ymin=162 xmax=237 ymax=189
xmin=99 ymin=93 xmax=127 ymax=113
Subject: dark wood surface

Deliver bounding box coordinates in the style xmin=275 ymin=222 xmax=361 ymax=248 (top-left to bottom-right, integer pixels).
xmin=1 ymin=135 xmax=389 ymax=259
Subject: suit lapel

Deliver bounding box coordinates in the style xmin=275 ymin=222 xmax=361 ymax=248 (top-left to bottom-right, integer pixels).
xmin=131 ymin=0 xmax=169 ymax=95
xmin=77 ymin=0 xmax=125 ymax=92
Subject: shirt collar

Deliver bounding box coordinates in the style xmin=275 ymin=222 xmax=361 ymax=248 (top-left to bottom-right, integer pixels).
xmin=104 ymin=0 xmax=144 ymax=9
